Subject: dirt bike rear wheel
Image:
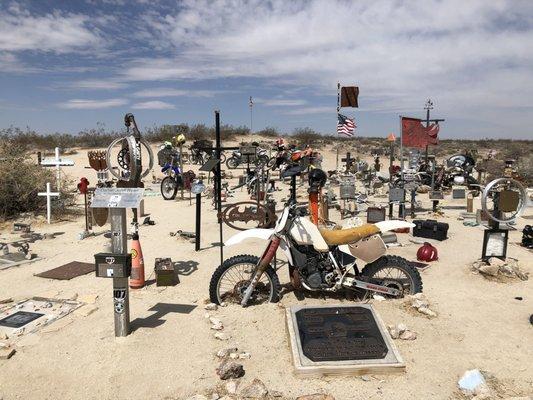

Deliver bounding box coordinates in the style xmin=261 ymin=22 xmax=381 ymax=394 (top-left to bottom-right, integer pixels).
xmin=360 ymin=255 xmax=422 ymax=299
xmin=209 ymin=255 xmax=281 ymax=305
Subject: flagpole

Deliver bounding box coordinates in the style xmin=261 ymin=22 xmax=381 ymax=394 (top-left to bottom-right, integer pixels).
xmin=336 ymin=82 xmax=340 ymax=170
xmin=249 ymin=96 xmax=253 ymax=134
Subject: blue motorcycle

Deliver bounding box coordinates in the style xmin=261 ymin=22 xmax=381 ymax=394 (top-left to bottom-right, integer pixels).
xmin=158 ymin=145 xmax=183 ymax=200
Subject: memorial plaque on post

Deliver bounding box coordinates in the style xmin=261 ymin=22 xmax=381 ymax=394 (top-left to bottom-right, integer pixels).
xmin=429 ymin=190 xmax=444 ymax=200
xmin=91 ymin=188 xmax=144 ymax=209
xmin=452 ymin=188 xmax=466 ymax=199
xmin=389 ymin=187 xmax=405 ymax=203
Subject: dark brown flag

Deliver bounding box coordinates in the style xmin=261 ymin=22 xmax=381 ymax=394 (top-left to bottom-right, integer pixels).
xmin=340 ymin=86 xmax=359 ymax=108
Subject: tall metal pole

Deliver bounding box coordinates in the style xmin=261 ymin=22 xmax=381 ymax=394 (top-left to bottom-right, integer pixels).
xmin=215 ymin=111 xmax=224 ymax=266
xmin=424 ymin=99 xmax=433 ymax=163
xmin=110 ymin=208 xmax=130 ymax=337
xmin=249 ymin=96 xmax=253 ymax=134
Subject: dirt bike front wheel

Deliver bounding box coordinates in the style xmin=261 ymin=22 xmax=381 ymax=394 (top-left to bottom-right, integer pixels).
xmin=161 ymin=176 xmax=178 ymax=200
xmin=226 ymin=157 xmax=239 ymax=169
xmin=209 ymin=255 xmax=281 ymax=305
xmin=360 ymin=255 xmax=422 ymax=299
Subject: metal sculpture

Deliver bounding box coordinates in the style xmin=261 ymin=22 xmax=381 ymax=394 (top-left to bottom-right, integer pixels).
xmin=220 ymin=201 xmax=275 ymax=231
xmin=481 ymin=178 xmax=527 ymax=224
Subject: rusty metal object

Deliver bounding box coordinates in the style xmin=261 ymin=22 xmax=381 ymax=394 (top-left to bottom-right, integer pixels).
xmin=88 ymin=150 xmax=108 ymax=171
xmin=220 ymin=201 xmax=275 ymax=231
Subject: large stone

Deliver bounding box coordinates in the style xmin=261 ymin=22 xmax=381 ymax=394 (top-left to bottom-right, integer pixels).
xmin=239 ymin=378 xmax=269 ymax=398
xmin=478 ymin=264 xmax=499 ymax=277
xmin=296 ymin=395 xmax=335 ymax=400
xmin=225 ymin=380 xmax=239 ymax=394
xmin=216 ymin=361 xmax=245 ymax=380
xmin=488 ymin=257 xmax=506 ymax=267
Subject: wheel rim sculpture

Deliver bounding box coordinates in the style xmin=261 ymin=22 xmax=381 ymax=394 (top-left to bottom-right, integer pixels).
xmin=106 ymin=136 xmax=154 ymax=182
xmin=481 ymin=177 xmax=528 ymax=224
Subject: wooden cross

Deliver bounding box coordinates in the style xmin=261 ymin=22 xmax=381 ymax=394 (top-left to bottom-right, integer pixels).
xmin=38 ymin=182 xmax=60 ymax=224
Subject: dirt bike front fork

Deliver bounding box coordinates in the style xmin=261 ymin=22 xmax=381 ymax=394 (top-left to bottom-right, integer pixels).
xmin=240 ymin=236 xmax=281 ymax=307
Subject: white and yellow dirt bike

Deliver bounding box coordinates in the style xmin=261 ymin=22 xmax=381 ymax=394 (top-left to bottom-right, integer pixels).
xmin=209 ymin=201 xmax=422 ymax=306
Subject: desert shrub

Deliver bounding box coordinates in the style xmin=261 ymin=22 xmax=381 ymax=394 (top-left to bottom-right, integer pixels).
xmin=0 ymin=139 xmax=75 ymax=220
xmin=292 ymin=127 xmax=322 ymax=146
xmin=256 ymin=127 xmax=281 ymax=138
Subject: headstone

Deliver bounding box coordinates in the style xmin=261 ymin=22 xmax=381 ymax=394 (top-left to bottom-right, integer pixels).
xmin=286 ymin=304 xmax=404 ymax=377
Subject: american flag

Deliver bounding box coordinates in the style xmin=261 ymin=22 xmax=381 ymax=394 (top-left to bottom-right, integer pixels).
xmin=337 ymin=113 xmax=356 ymax=136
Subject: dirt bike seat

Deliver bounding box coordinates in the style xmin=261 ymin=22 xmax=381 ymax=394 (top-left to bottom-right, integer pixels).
xmin=319 ymin=224 xmax=380 ymax=246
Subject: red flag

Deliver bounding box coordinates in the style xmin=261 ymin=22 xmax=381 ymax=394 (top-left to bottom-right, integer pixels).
xmin=401 ymin=117 xmax=440 ymax=148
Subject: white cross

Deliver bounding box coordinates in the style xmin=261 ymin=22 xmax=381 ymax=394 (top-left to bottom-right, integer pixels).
xmin=40 ymin=147 xmax=74 ymax=190
xmin=38 ymin=182 xmax=60 ymax=224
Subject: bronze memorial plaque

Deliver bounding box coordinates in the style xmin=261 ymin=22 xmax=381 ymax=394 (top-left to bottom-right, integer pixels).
xmin=286 ymin=304 xmax=404 ymax=376
xmin=295 ymin=306 xmax=388 ymax=362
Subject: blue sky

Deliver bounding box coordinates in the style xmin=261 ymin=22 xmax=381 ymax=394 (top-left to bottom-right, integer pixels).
xmin=0 ymin=0 xmax=532 ymax=139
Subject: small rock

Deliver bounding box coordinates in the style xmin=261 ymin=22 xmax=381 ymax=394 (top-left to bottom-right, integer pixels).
xmin=0 ymin=332 xmax=8 ymax=340
xmin=204 ymin=313 xmax=211 ymax=319
xmin=229 ymin=353 xmax=239 ymax=359
xmin=214 ymin=333 xmax=229 ymax=341
xmin=412 ymin=299 xmax=429 ymax=309
xmin=458 ymin=369 xmax=487 ymax=395
xmin=42 ymin=302 xmax=53 ymax=309
xmin=211 ymin=393 xmax=220 ymax=400
xmin=216 ymin=361 xmax=245 ymax=380
xmin=296 ymin=395 xmax=335 ymax=400
xmin=0 ymin=341 xmax=9 ymax=348
xmin=360 ymin=375 xmax=371 ymax=381
xmin=270 ymin=391 xmax=283 ymax=398
xmin=240 ymin=378 xmax=268 ymax=398
xmin=205 ymin=303 xmax=218 ymax=311
xmin=220 ymin=302 xmax=228 ymax=307
xmin=0 ymin=347 xmax=16 ymax=359
xmin=216 ymin=348 xmax=238 ymax=358
xmin=211 ymin=323 xmax=224 ymax=331
xmin=239 ymin=352 xmax=251 ymax=359
xmin=478 ymin=264 xmax=499 ymax=277
xmin=418 ymin=306 xmax=437 ymax=318
xmin=399 ymin=330 xmax=417 ymax=340
xmin=186 ymin=395 xmax=208 ymax=400
xmin=397 ymin=323 xmax=407 ymax=334
xmin=225 ymin=380 xmax=239 ymax=394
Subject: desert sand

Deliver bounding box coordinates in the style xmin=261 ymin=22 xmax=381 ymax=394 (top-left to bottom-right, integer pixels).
xmin=0 ymin=139 xmax=532 ymax=400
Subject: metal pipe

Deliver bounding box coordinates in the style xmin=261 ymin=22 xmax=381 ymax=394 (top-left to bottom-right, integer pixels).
xmin=110 ymin=208 xmax=130 ymax=337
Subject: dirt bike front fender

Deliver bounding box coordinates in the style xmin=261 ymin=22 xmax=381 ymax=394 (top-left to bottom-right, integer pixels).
xmin=224 ymin=230 xmax=293 ymax=265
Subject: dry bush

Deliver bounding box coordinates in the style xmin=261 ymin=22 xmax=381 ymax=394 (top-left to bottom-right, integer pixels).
xmin=0 ymin=139 xmax=75 ymax=220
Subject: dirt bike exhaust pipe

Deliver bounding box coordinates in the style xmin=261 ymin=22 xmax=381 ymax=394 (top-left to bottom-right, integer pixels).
xmin=240 ymin=237 xmax=281 ymax=307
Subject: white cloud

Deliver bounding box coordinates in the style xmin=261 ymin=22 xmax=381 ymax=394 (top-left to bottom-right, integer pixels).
xmin=58 ymin=98 xmax=128 ymax=109
xmin=131 ymin=100 xmax=175 ymax=109
xmin=284 ymin=106 xmax=333 ymax=115
xmin=68 ymin=79 xmax=129 ymax=90
xmin=0 ymin=8 xmax=102 ymax=53
xmin=132 ymin=88 xmax=214 ymax=98
xmin=116 ymin=0 xmax=533 ymax=135
xmin=255 ymin=98 xmax=307 ymax=107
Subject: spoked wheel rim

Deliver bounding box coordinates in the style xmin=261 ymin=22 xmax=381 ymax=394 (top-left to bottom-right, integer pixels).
xmin=365 ymin=266 xmax=415 ymax=298
xmin=161 ymin=177 xmax=177 ymax=199
xmin=216 ymin=262 xmax=274 ymax=305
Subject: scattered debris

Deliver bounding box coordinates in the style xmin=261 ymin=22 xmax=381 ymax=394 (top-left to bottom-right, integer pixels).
xmin=216 ymin=348 xmax=238 ymax=359
xmin=387 ymin=323 xmax=417 ymax=340
xmin=216 ymin=361 xmax=245 ymax=380
xmin=458 ymin=369 xmax=491 ymax=398
xmin=214 ymin=332 xmax=229 ymax=341
xmin=225 ymin=380 xmax=239 ymax=394
xmin=403 ymin=293 xmax=438 ymax=318
xmin=0 ymin=347 xmax=16 ymax=359
xmin=471 ymin=258 xmax=529 ymax=282
xmin=240 ymin=378 xmax=269 ymax=398
xmin=210 ymin=317 xmax=224 ymax=330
